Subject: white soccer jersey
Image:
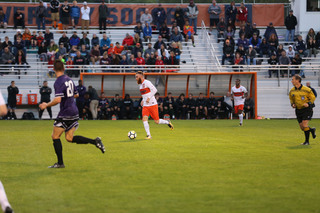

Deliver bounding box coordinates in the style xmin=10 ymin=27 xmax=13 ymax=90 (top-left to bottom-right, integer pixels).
xmin=0 ymin=90 xmax=5 ymax=105
xmin=139 ymin=79 xmax=158 ymax=107
xmin=231 ymin=85 xmax=247 ymax=106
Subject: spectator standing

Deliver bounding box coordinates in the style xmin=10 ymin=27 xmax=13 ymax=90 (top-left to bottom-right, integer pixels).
xmin=7 ymin=81 xmax=19 ymax=120
xmin=0 ymin=8 xmax=8 ymax=33
xmin=99 ymin=0 xmax=109 ymax=34
xmin=36 ymin=1 xmax=47 ymax=31
xmin=153 ymin=4 xmax=167 ymax=30
xmin=225 ymin=1 xmax=237 ymax=26
xmin=88 ymin=85 xmax=99 ymax=120
xmin=174 ymin=6 xmax=185 ymax=31
xmin=39 ymin=81 xmax=52 ymax=119
xmin=81 ymin=2 xmax=90 ymax=34
xmin=237 ymin=2 xmax=248 ymax=26
xmin=14 ymin=9 xmax=25 ymax=29
xmin=186 ymin=0 xmax=199 ymax=35
xmin=208 ymin=0 xmax=221 ymax=35
xmin=50 ymin=0 xmax=60 ymax=29
xmin=71 ymin=0 xmax=80 ymax=29
xmin=76 ymin=80 xmax=86 ymax=119
xmin=285 ymin=9 xmax=297 ymax=42
xmin=60 ymin=0 xmax=70 ymax=31
xmin=140 ymin=8 xmax=153 ymax=28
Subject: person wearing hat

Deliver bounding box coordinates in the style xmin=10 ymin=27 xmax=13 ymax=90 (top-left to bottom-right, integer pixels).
xmin=132 ymin=42 xmax=144 ymax=58
xmin=285 ymin=9 xmax=297 ymax=42
xmin=264 ymin=22 xmax=278 ymax=41
xmin=50 ymin=0 xmax=60 ymax=29
xmin=56 ymin=42 xmax=67 ymax=59
xmin=81 ymin=1 xmax=90 ymax=34
xmin=99 ymin=0 xmax=109 ymax=34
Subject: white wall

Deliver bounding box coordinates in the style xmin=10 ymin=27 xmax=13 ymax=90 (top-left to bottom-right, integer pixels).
xmin=292 ymin=0 xmax=320 ymax=36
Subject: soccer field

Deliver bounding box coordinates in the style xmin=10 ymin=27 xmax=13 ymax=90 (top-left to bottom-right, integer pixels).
xmin=1 ymin=119 xmax=320 ymax=213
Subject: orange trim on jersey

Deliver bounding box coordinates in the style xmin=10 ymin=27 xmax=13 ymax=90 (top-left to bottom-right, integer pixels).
xmin=140 ymin=88 xmax=151 ymax=95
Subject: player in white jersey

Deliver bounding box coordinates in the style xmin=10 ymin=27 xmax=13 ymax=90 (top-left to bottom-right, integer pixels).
xmin=0 ymin=90 xmax=7 ymax=117
xmin=135 ymin=71 xmax=174 ymax=139
xmin=231 ymin=79 xmax=248 ymax=126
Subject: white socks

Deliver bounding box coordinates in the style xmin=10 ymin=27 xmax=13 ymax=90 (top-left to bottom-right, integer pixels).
xmin=239 ymin=113 xmax=243 ymax=125
xmin=159 ymin=119 xmax=169 ymax=125
xmin=143 ymin=121 xmax=151 ymax=136
xmin=0 ymin=181 xmax=11 ymax=212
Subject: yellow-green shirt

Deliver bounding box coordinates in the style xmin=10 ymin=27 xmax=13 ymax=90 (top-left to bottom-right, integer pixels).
xmin=289 ymin=85 xmax=316 ymax=109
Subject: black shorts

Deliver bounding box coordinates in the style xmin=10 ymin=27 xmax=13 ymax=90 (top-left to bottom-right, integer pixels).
xmin=296 ymin=107 xmax=313 ymax=123
xmin=61 ymin=17 xmax=70 ymax=25
xmin=8 ymin=101 xmax=17 ymax=109
xmin=210 ymin=18 xmax=219 ymax=27
xmin=54 ymin=119 xmax=79 ymax=132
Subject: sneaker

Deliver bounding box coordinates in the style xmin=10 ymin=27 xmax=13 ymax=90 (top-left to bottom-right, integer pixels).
xmin=145 ymin=135 xmax=152 ymax=140
xmin=5 ymin=207 xmax=13 ymax=213
xmin=48 ymin=163 xmax=65 ymax=168
xmin=192 ymin=44 xmax=196 ymax=47
xmin=310 ymin=128 xmax=316 ymax=139
xmin=239 ymin=123 xmax=243 ymax=127
xmin=95 ymin=137 xmax=105 ymax=153
xmin=301 ymin=141 xmax=310 ymax=145
xmin=168 ymin=121 xmax=174 ymax=130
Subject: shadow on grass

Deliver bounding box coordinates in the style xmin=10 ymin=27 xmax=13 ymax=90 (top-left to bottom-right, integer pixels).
xmin=287 ymin=145 xmax=313 ymax=149
xmin=115 ymin=139 xmax=145 ymax=143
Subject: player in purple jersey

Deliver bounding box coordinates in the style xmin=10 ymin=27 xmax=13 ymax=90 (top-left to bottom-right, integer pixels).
xmin=40 ymin=60 xmax=105 ymax=168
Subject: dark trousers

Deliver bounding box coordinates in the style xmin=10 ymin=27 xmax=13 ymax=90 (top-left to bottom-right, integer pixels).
xmin=77 ymin=101 xmax=85 ymax=119
xmin=14 ymin=19 xmax=25 ymax=29
xmin=99 ymin=17 xmax=107 ymax=30
xmin=39 ymin=106 xmax=52 ymax=119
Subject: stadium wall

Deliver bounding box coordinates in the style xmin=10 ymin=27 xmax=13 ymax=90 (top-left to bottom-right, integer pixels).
xmin=0 ymin=3 xmax=284 ymax=27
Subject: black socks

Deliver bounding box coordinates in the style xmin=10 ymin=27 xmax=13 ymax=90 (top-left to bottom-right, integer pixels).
xmin=72 ymin=135 xmax=95 ymax=145
xmin=304 ymin=130 xmax=310 ymax=143
xmin=53 ymin=139 xmax=63 ymax=165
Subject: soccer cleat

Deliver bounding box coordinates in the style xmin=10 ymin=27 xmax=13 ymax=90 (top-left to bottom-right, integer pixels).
xmin=5 ymin=207 xmax=13 ymax=213
xmin=145 ymin=135 xmax=152 ymax=140
xmin=48 ymin=163 xmax=65 ymax=168
xmin=95 ymin=137 xmax=105 ymax=154
xmin=168 ymin=121 xmax=174 ymax=130
xmin=310 ymin=128 xmax=316 ymax=139
xmin=301 ymin=141 xmax=310 ymax=145
xmin=239 ymin=123 xmax=243 ymax=127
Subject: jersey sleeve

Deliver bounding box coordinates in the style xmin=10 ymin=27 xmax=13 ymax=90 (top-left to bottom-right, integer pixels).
xmin=146 ymin=80 xmax=157 ymax=97
xmin=73 ymin=81 xmax=78 ymax=95
xmin=242 ymin=86 xmax=248 ymax=94
xmin=54 ymin=81 xmax=65 ymax=98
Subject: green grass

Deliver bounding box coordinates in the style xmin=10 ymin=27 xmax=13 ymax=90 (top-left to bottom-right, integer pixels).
xmin=1 ymin=119 xmax=320 ymax=213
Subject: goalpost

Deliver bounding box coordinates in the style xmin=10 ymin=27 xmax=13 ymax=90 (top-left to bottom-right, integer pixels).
xmin=80 ymin=72 xmax=258 ymax=119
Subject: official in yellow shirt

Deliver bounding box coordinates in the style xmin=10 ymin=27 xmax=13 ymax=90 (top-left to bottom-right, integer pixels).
xmin=289 ymin=75 xmax=316 ymax=145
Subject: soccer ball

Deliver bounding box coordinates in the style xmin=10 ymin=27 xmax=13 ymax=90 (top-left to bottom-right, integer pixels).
xmin=128 ymin=131 xmax=137 ymax=140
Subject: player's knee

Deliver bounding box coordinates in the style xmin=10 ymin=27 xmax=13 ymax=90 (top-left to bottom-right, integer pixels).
xmin=65 ymin=135 xmax=73 ymax=142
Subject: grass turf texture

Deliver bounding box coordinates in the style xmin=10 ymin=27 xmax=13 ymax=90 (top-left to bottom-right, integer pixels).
xmin=0 ymin=119 xmax=320 ymax=213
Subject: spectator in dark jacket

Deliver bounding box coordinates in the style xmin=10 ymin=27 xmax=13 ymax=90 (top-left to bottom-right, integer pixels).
xmin=60 ymin=0 xmax=70 ymax=31
xmin=175 ymin=93 xmax=187 ymax=119
xmin=110 ymin=94 xmax=122 ymax=119
xmin=170 ymin=27 xmax=183 ymax=49
xmin=71 ymin=51 xmax=85 ymax=77
xmin=285 ymin=10 xmax=297 ymax=42
xmin=295 ymin=35 xmax=307 ymax=57
xmin=186 ymin=94 xmax=196 ymax=119
xmin=251 ymin=23 xmax=260 ymax=38
xmin=196 ymin=93 xmax=207 ymax=119
xmin=159 ymin=23 xmax=170 ymax=41
xmin=163 ymin=92 xmax=175 ymax=118
xmin=259 ymin=38 xmax=269 ymax=56
xmin=153 ymin=4 xmax=167 ymax=30
xmin=222 ymin=39 xmax=234 ymax=65
xmin=291 ymin=53 xmax=302 ymax=77
xmin=99 ymin=0 xmax=109 ymax=33
xmin=80 ymin=32 xmax=90 ymax=50
xmin=91 ymin=34 xmax=100 ymax=47
xmin=7 ymin=81 xmax=19 ymax=119
xmin=13 ymin=37 xmax=26 ymax=56
xmin=59 ymin=32 xmax=70 ymax=51
xmin=50 ymin=0 xmax=60 ymax=29
xmin=306 ymin=37 xmax=317 ymax=57
xmin=216 ymin=17 xmax=226 ymax=42
xmin=44 ymin=28 xmax=54 ymax=47
xmin=88 ymin=85 xmax=100 ymax=120
xmin=249 ymin=33 xmax=261 ymax=53
xmin=174 ymin=6 xmax=185 ymax=31
xmin=268 ymin=53 xmax=278 ymax=78
xmin=0 ymin=8 xmax=8 ymax=32
xmin=279 ymin=50 xmax=291 ymax=77
xmin=35 ymin=1 xmax=46 ymax=30
xmin=264 ymin=22 xmax=278 ymax=40
xmin=76 ymin=80 xmax=86 ymax=119
xmin=122 ymin=94 xmax=133 ymax=119
xmin=225 ymin=1 xmax=237 ymax=25
xmin=14 ymin=9 xmax=25 ymax=29
xmin=39 ymin=81 xmax=52 ymax=119
xmin=244 ymin=96 xmax=254 ymax=118
xmin=134 ymin=22 xmax=143 ymax=38
xmin=154 ymin=35 xmax=167 ymax=50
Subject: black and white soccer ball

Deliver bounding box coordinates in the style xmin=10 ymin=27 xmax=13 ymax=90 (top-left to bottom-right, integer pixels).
xmin=128 ymin=131 xmax=137 ymax=140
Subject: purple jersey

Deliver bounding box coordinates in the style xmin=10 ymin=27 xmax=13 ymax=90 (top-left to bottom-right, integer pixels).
xmin=54 ymin=75 xmax=79 ymax=120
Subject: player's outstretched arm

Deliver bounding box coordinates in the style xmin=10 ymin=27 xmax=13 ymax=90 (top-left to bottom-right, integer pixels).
xmin=39 ymin=97 xmax=61 ymax=110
